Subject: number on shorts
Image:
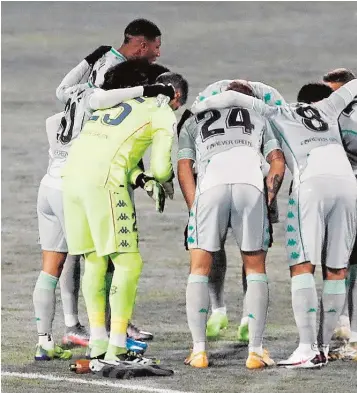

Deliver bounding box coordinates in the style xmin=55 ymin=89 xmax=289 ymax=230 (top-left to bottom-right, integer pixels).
xmin=343 ymin=97 xmax=357 ymax=117
xmin=195 ymin=108 xmax=253 ymax=142
xmin=296 ymin=105 xmax=328 ymax=132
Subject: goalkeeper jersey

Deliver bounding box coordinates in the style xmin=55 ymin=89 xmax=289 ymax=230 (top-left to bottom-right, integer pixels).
xmin=62 ymin=97 xmax=176 ymax=189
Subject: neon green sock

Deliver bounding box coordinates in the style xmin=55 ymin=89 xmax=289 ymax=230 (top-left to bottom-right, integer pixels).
xmin=108 ymin=252 xmax=143 ymax=348
xmin=82 ymin=252 xmax=108 ymax=341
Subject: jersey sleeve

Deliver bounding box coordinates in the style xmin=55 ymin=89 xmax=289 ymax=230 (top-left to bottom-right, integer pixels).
xmin=248 ymin=82 xmax=287 ymax=106
xmin=56 ymin=60 xmax=91 ymax=104
xmin=178 ymin=121 xmax=196 ymax=161
xmin=315 ymin=79 xmax=357 ymax=120
xmin=88 ymin=86 xmax=144 ymax=110
xmin=149 ymin=109 xmax=176 ymax=183
xmin=262 ymin=120 xmax=282 ymax=159
xmin=191 ymin=90 xmax=278 ymax=119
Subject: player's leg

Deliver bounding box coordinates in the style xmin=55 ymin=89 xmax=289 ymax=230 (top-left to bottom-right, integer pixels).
xmin=319 ymin=184 xmax=357 ymax=361
xmin=105 ymin=251 xmax=143 ymax=360
xmin=206 ymin=247 xmax=229 ymax=339
xmin=346 ymin=252 xmax=357 ymax=360
xmin=230 ymin=184 xmax=274 ymax=369
xmin=185 ymin=185 xmax=230 ymax=368
xmin=60 ymin=254 xmax=90 ymax=347
xmin=277 ymin=182 xmax=321 ymax=368
xmin=82 ymin=251 xmax=109 ymax=358
xmin=33 ymin=183 xmax=71 ymax=360
xmin=237 ymin=263 xmax=249 ymax=344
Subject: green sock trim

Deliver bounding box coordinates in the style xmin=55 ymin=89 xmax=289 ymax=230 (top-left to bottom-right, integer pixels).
xmin=323 ymin=279 xmax=346 ymax=295
xmin=246 ymin=273 xmax=268 ymax=283
xmin=188 ymin=274 xmax=208 ymax=284
xmin=291 ymin=273 xmax=315 ymax=290
xmin=36 ymin=271 xmax=58 ymax=290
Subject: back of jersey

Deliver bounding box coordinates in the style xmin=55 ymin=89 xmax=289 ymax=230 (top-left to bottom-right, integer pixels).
xmin=180 ymin=106 xmax=274 ymax=194
xmin=62 ymin=97 xmax=174 ymax=189
xmin=271 ymin=102 xmax=354 ymax=184
xmin=339 ymin=96 xmax=357 ymax=175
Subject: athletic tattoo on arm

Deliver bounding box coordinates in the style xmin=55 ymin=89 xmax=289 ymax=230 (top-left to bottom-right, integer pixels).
xmin=266 ymin=149 xmax=285 ymax=206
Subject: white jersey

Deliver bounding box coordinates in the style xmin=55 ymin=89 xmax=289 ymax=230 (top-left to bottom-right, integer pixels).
xmin=192 ymin=79 xmax=357 ymax=189
xmin=339 ymin=95 xmax=357 ymax=175
xmin=178 ymin=103 xmax=280 ymax=195
xmin=89 ymin=47 xmax=126 ymax=87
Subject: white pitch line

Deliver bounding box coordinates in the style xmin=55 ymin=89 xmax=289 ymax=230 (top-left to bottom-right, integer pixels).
xmin=2 ymin=371 xmax=195 ymax=393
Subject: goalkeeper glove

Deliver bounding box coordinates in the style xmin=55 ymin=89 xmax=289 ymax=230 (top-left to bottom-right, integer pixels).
xmin=85 ymin=45 xmax=111 ymax=66
xmin=136 ymin=173 xmax=166 ymax=213
xmin=143 ymin=84 xmax=175 ymax=100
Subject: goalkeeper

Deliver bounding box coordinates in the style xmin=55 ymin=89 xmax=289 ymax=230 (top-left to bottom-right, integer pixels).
xmin=62 ymin=67 xmax=188 ymax=362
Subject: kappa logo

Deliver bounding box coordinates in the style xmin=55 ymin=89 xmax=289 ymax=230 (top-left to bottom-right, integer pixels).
xmin=119 ymin=227 xmax=130 ymax=234
xmin=116 ymin=200 xmax=127 ymax=208
xmin=119 ymin=240 xmax=130 ymax=248
xmin=118 ymin=213 xmax=129 ymax=220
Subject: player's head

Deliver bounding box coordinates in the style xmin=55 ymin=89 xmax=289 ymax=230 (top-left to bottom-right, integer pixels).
xmin=226 ymin=80 xmax=254 ymax=96
xmin=101 ymin=58 xmax=169 ymax=90
xmin=323 ymin=68 xmax=356 ymax=91
xmin=297 ymin=82 xmax=333 ymax=104
xmin=156 ymin=72 xmax=189 ymax=110
xmin=122 ymin=19 xmax=161 ymax=63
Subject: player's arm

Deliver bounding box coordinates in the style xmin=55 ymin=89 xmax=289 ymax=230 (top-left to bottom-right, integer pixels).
xmin=263 ymin=121 xmax=285 ymax=206
xmin=177 ymin=123 xmax=196 ymax=210
xmin=149 ymin=110 xmax=175 ymax=183
xmin=191 ymin=90 xmax=277 ymax=118
xmin=248 ymin=81 xmax=287 ymax=106
xmin=315 ymin=79 xmax=357 ymax=119
xmin=56 ymin=46 xmax=111 ymax=104
xmin=88 ymin=84 xmax=175 ymax=111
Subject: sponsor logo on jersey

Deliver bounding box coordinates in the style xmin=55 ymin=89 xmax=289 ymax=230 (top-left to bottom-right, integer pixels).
xmin=53 ymin=150 xmax=68 ymax=158
xmin=119 ymin=227 xmax=130 ymax=234
xmin=119 ymin=240 xmax=130 ymax=248
xmin=118 ymin=213 xmax=129 ymax=220
xmin=116 ymin=200 xmax=127 ymax=208
xmin=206 ymin=139 xmax=252 ymax=151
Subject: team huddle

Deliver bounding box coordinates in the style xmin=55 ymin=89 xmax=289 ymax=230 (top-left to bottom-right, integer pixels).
xmin=33 ymin=18 xmax=357 ymax=372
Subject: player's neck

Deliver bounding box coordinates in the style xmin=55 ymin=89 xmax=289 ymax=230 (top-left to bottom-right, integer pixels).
xmin=116 ymin=44 xmax=136 ymax=60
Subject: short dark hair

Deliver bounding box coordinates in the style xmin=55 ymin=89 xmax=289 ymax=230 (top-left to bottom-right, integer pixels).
xmin=226 ymin=80 xmax=253 ymax=97
xmin=156 ymin=72 xmax=189 ymax=105
xmin=323 ymin=68 xmax=356 ymax=84
xmin=101 ymin=59 xmax=169 ymax=90
xmin=124 ymin=19 xmax=161 ymax=43
xmin=297 ymin=82 xmax=333 ymax=104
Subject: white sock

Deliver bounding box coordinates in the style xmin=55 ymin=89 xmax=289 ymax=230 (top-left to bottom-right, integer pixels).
xmin=91 ymin=326 xmax=108 ymax=341
xmin=38 ymin=333 xmax=54 ymax=350
xmin=249 ymin=345 xmax=263 ymax=356
xmin=240 ymin=316 xmax=249 ymax=325
xmin=64 ymin=314 xmax=80 ymax=328
xmin=109 ymin=333 xmax=127 ymax=348
xmin=212 ymin=306 xmax=227 ymax=315
xmin=193 ymin=341 xmax=206 ymax=353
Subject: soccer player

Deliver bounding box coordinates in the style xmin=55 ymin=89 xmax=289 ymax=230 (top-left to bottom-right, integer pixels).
xmin=323 ymin=68 xmax=357 ymax=361
xmin=56 ymin=18 xmax=164 ymax=345
xmin=187 ymin=80 xmax=282 ymax=343
xmin=192 ymin=78 xmax=357 ymax=368
xmin=179 ymin=80 xmax=285 ymax=369
xmin=34 ymin=47 xmax=174 ymax=360
xmin=62 ymin=70 xmax=188 ymax=363
xmin=87 ymin=19 xmax=164 ymax=341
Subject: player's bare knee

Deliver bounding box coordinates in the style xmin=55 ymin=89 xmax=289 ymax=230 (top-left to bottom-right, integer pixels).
xmin=325 ymin=267 xmax=347 ymax=280
xmin=42 ymin=250 xmax=67 ymax=277
xmin=290 ymin=261 xmax=314 ymax=277
xmin=241 ymin=249 xmax=266 ymax=274
xmin=189 ymin=249 xmax=213 ymax=276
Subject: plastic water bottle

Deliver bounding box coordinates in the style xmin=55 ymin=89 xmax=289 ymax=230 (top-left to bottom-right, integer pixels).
xmin=69 ymin=359 xmax=91 ymax=374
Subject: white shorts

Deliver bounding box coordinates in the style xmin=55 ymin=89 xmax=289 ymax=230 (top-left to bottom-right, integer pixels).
xmin=37 ymin=183 xmax=67 ymax=252
xmin=187 ymin=184 xmax=271 ymax=252
xmin=286 ymin=177 xmax=357 ymax=269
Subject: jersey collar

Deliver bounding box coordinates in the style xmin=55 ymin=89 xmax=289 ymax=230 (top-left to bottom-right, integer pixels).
xmin=110 ymin=47 xmax=126 ymax=62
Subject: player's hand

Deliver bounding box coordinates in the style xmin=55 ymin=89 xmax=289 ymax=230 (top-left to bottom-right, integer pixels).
xmin=143 ymin=84 xmax=175 ymax=100
xmin=162 ymin=181 xmax=174 ymax=200
xmin=135 ymin=173 xmax=166 ymax=213
xmin=85 ymin=45 xmax=111 ymax=66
